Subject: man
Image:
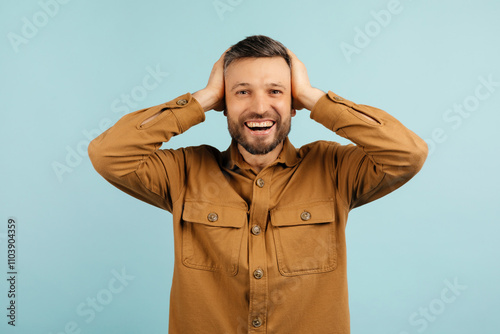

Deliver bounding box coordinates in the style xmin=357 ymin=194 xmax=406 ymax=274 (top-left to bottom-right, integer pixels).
xmin=89 ymin=35 xmax=427 ymax=333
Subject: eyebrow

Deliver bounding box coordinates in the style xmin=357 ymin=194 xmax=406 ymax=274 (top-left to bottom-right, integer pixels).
xmin=230 ymin=82 xmax=287 ymax=91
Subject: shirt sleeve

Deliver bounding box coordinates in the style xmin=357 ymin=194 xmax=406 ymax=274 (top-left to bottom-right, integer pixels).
xmin=88 ymin=93 xmax=205 ymax=212
xmin=310 ymin=91 xmax=428 ymax=209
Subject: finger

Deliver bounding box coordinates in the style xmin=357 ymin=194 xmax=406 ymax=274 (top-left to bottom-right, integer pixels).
xmin=217 ymin=47 xmax=232 ymax=63
xmin=287 ymin=49 xmax=299 ymax=62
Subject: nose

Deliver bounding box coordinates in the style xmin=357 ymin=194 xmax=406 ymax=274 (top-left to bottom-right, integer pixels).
xmin=250 ymin=92 xmax=270 ymax=115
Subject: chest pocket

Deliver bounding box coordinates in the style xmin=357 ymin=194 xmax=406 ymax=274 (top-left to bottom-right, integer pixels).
xmin=270 ymin=200 xmax=337 ymax=276
xmin=181 ymin=200 xmax=247 ymax=276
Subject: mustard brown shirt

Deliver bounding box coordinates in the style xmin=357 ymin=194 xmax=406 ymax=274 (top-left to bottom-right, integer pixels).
xmin=88 ymin=91 xmax=428 ymax=333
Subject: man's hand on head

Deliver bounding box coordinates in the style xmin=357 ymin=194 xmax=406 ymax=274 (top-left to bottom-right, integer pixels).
xmin=193 ymin=50 xmax=228 ymax=112
xmin=288 ymin=49 xmax=325 ymax=111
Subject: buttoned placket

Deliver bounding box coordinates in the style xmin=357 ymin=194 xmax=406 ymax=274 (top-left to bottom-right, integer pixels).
xmin=247 ymin=168 xmax=273 ymax=333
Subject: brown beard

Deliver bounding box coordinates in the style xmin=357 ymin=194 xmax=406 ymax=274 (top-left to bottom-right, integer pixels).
xmin=227 ymin=111 xmax=292 ymax=155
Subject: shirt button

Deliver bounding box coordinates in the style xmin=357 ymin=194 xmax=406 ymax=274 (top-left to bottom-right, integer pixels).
xmin=252 ymin=317 xmax=262 ymax=328
xmin=207 ymin=212 xmax=218 ymax=222
xmin=333 ymin=96 xmax=344 ymax=101
xmin=253 ymin=269 xmax=264 ymax=279
xmin=256 ymin=178 xmax=265 ymax=188
xmin=176 ymin=99 xmax=188 ymax=106
xmin=251 ymin=225 xmax=261 ymax=235
xmin=300 ymin=211 xmax=311 ymax=221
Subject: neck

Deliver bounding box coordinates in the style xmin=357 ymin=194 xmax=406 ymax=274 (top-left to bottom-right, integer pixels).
xmin=238 ymin=141 xmax=284 ymax=174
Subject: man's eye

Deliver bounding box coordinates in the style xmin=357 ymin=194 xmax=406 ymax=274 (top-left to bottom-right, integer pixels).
xmin=237 ymin=90 xmax=248 ymax=95
xmin=270 ymin=90 xmax=282 ymax=94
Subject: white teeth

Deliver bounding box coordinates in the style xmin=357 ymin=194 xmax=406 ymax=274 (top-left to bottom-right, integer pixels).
xmin=246 ymin=121 xmax=274 ymax=128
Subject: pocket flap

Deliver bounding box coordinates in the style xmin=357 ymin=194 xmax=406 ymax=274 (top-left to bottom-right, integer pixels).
xmin=270 ymin=200 xmax=335 ymax=227
xmin=182 ymin=200 xmax=247 ymax=228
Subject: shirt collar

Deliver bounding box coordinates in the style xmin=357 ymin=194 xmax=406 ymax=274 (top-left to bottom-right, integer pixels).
xmin=223 ymin=137 xmax=301 ymax=171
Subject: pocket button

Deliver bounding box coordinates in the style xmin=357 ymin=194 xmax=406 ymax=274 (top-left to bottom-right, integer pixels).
xmin=300 ymin=211 xmax=311 ymax=221
xmin=207 ymin=212 xmax=218 ymax=222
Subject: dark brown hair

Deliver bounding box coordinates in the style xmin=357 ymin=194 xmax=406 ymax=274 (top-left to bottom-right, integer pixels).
xmin=224 ymin=35 xmax=290 ymax=73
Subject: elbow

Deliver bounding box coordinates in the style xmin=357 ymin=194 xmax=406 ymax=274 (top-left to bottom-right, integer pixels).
xmin=416 ymin=138 xmax=429 ymax=168
xmin=88 ymin=136 xmax=136 ymax=182
xmin=88 ymin=138 xmax=102 ymax=173
xmin=407 ymin=138 xmax=429 ymax=175
xmin=88 ymin=137 xmax=112 ymax=180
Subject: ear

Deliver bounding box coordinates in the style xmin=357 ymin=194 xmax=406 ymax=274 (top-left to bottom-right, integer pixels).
xmin=291 ymin=109 xmax=296 ymax=117
xmin=223 ymin=109 xmax=227 ymax=116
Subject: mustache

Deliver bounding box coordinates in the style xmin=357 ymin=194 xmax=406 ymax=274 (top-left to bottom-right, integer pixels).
xmin=239 ymin=112 xmax=281 ymax=122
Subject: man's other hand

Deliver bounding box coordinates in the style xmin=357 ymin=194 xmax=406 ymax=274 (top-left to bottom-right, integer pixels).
xmin=288 ymin=49 xmax=325 ymax=111
xmin=193 ymin=50 xmax=227 ymax=112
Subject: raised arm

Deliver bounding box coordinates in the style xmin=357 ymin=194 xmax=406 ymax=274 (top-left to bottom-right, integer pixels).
xmin=88 ymin=52 xmax=226 ymax=211
xmin=288 ymin=49 xmax=428 ymax=208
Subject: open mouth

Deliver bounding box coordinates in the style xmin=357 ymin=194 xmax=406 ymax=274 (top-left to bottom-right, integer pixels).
xmin=245 ymin=120 xmax=275 ymax=132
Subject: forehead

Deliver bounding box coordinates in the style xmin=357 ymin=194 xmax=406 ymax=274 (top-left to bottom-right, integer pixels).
xmin=225 ymin=57 xmax=291 ymax=88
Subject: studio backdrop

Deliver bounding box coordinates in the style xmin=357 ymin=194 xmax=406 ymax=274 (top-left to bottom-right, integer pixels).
xmin=1 ymin=0 xmax=499 ymax=333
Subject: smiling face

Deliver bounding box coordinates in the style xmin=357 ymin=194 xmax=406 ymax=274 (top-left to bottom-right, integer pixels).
xmin=224 ymin=57 xmax=295 ymax=156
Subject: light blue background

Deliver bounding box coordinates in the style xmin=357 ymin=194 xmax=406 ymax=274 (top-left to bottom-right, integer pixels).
xmin=1 ymin=0 xmax=499 ymax=333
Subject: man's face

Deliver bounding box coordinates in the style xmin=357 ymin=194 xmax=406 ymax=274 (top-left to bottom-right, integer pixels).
xmin=224 ymin=57 xmax=295 ymax=155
